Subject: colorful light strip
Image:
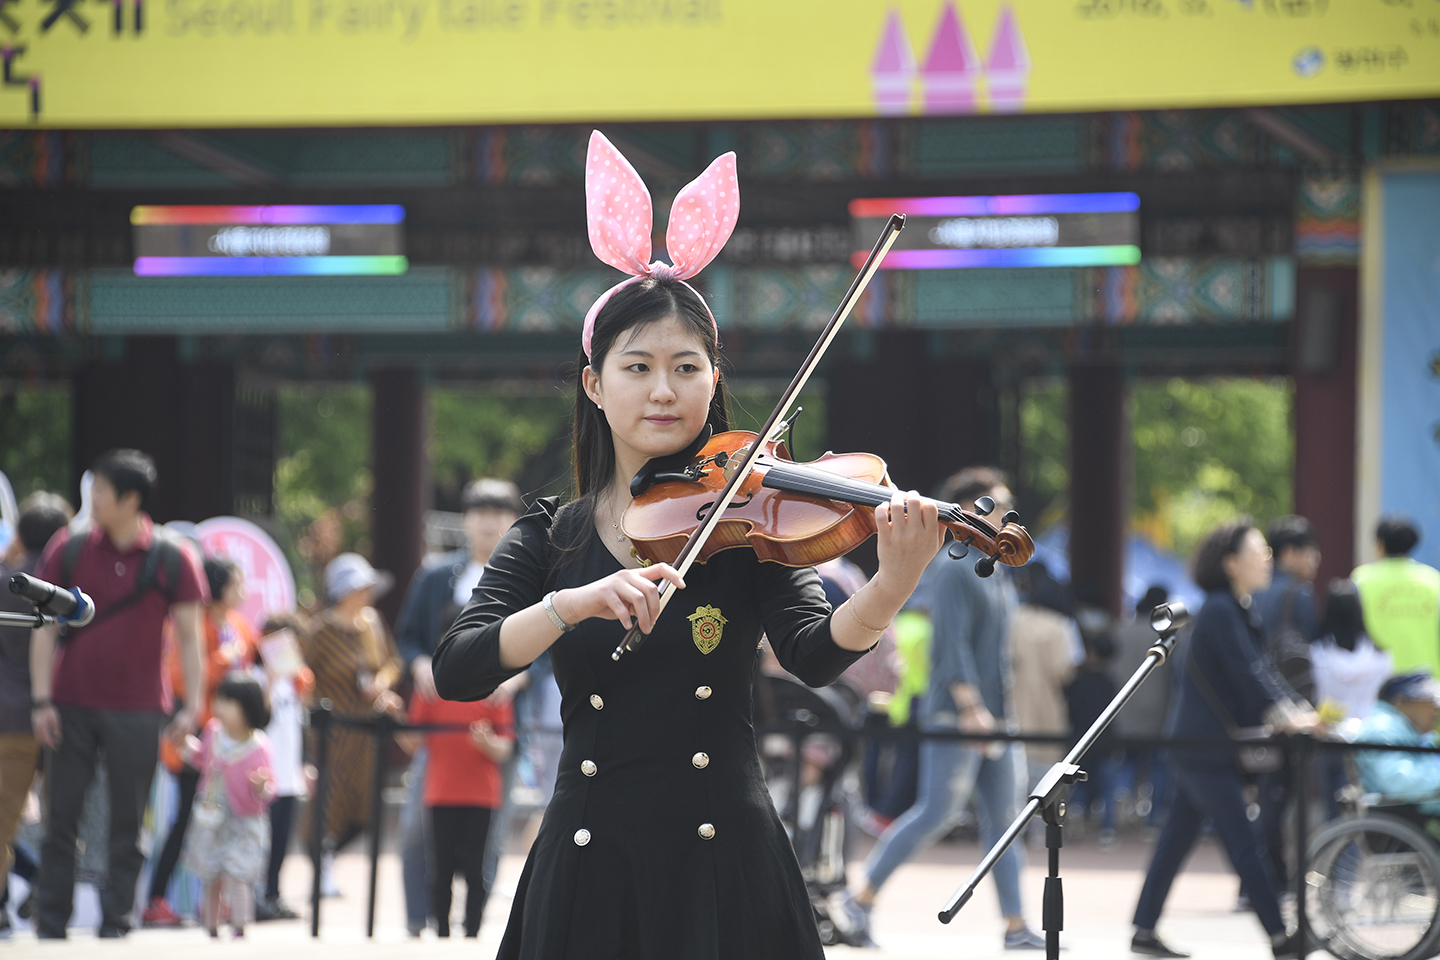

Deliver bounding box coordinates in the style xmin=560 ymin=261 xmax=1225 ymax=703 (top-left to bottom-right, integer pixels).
xmin=131 ymin=205 xmax=405 ymax=226
xmin=134 ymin=256 xmax=409 ymax=277
xmin=849 ymin=192 xmax=1140 ymax=218
xmin=856 ymin=246 xmax=1141 ymax=270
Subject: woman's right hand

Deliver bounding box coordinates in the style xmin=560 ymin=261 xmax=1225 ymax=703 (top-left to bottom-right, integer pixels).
xmin=553 ymin=563 xmax=686 ymax=634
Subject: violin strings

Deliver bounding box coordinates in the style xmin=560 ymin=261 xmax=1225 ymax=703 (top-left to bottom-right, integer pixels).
xmin=763 ymin=463 xmax=988 ymax=532
xmin=764 ymin=465 xmax=962 ymax=521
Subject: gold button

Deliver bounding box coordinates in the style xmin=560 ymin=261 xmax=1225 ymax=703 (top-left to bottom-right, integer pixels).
xmin=581 ymin=760 xmax=597 ymax=777
xmin=695 ymin=686 xmax=712 ymax=700
xmin=697 ymin=823 xmax=715 ymax=840
xmin=590 ymin=694 xmax=604 ymax=710
xmin=574 ymin=829 xmax=591 ymax=846
xmin=692 ymin=752 xmax=709 ymax=769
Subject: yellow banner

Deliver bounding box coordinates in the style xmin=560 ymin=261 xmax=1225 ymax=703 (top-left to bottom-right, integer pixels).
xmin=0 ymin=0 xmax=1434 ymax=127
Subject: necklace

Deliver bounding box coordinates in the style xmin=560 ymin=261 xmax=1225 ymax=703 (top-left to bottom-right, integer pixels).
xmin=607 ymin=495 xmax=630 ymax=542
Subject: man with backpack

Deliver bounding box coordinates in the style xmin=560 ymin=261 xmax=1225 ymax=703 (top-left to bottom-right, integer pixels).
xmin=28 ymin=450 xmax=207 ymax=939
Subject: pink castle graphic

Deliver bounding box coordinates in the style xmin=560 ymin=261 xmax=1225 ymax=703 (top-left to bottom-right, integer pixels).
xmin=985 ymin=5 xmax=1030 ymax=113
xmin=871 ymin=10 xmax=916 ymax=115
xmin=921 ymin=3 xmax=982 ymax=115
xmin=869 ymin=4 xmax=1032 ymax=116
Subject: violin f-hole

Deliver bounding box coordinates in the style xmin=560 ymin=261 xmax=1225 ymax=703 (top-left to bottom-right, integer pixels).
xmin=697 ymin=495 xmax=753 ymax=521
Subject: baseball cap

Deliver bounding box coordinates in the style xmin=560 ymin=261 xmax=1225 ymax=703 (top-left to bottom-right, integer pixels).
xmin=1379 ymin=672 xmax=1440 ymax=705
xmin=324 ymin=553 xmax=394 ymax=604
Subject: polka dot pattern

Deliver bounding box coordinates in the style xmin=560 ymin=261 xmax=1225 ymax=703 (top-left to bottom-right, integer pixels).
xmin=581 ymin=130 xmax=741 ymax=358
xmin=585 ymin=130 xmax=653 ymax=277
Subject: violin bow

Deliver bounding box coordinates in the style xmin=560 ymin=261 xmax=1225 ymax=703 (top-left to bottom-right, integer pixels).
xmin=612 ymin=213 xmax=906 ymax=661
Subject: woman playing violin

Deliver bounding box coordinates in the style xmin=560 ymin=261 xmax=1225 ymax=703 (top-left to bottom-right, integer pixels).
xmin=432 ymin=131 xmax=946 ymax=960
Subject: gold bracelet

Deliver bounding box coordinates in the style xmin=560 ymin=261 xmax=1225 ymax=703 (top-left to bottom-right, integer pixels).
xmin=844 ymin=600 xmax=889 ymax=635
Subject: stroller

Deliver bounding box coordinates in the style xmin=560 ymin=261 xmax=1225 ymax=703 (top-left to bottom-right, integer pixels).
xmin=755 ymin=669 xmax=865 ymax=946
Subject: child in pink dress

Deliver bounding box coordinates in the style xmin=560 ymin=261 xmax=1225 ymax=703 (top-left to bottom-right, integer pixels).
xmin=181 ymin=672 xmax=276 ymax=938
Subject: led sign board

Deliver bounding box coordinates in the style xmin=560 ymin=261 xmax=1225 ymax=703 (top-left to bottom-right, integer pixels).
xmin=851 ymin=193 xmax=1140 ymax=269
xmin=132 ymin=205 xmax=406 ymax=276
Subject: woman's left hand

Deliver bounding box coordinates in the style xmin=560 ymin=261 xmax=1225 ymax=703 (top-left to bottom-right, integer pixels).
xmin=871 ymin=491 xmax=945 ymax=601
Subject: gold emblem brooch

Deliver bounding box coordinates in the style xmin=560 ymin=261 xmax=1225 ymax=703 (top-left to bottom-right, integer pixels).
xmin=687 ymin=605 xmax=728 ymax=655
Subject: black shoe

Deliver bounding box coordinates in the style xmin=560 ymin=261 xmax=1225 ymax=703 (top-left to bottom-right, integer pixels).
xmin=270 ymin=897 xmax=299 ymax=920
xmin=254 ymin=892 xmax=299 ymax=921
xmin=1132 ymin=931 xmax=1190 ymax=958
xmin=1272 ymin=934 xmax=1310 ymax=959
xmin=35 ymin=924 xmax=65 ymax=940
xmin=17 ymin=894 xmax=36 ymax=921
xmin=255 ymin=896 xmax=300 ymax=922
xmin=97 ymin=922 xmax=128 ymax=938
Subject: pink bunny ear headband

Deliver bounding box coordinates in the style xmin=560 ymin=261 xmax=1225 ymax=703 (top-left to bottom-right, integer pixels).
xmin=582 ymin=130 xmax=739 ymax=360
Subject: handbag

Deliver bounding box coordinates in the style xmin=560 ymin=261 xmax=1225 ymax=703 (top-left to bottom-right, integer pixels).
xmin=1185 ymin=650 xmax=1284 ymax=774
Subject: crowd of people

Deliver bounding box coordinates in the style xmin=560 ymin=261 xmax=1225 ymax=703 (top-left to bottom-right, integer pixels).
xmin=832 ymin=505 xmax=1440 ymax=960
xmin=0 ymin=449 xmax=562 ymax=941
xmin=0 ymin=442 xmax=1437 ymax=951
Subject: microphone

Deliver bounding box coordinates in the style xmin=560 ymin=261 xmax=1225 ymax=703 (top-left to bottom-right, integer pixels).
xmin=1149 ymin=601 xmax=1191 ymax=636
xmin=8 ymin=573 xmax=95 ymax=627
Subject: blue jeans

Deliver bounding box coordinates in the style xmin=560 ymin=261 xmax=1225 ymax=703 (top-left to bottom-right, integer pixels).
xmin=863 ymin=736 xmax=1027 ymax=918
xmin=1132 ymin=759 xmax=1284 ymax=936
xmin=400 ymin=747 xmax=430 ymax=931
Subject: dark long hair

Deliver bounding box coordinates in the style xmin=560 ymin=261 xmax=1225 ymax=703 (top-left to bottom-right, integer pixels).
xmin=561 ymin=278 xmax=731 ymax=563
xmin=1192 ymin=518 xmax=1256 ymax=593
xmin=1320 ymin=579 xmax=1366 ymax=651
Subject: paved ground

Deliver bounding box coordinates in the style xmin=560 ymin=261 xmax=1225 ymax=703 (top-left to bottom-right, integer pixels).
xmin=1 ymin=830 xmax=1285 ymax=960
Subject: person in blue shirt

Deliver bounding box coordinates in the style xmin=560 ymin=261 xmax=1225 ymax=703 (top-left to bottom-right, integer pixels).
xmin=836 ymin=467 xmax=1045 ymax=951
xmin=1253 ymin=515 xmax=1322 ymax=655
xmin=1355 ymin=672 xmax=1440 ymax=817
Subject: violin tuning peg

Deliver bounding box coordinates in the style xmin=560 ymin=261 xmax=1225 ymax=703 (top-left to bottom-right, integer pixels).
xmin=1001 ymin=510 xmax=1019 ymax=526
xmin=947 ymin=541 xmax=971 ymax=561
xmin=974 ymin=555 xmax=997 ymax=578
xmin=973 ymin=496 xmax=994 ymax=517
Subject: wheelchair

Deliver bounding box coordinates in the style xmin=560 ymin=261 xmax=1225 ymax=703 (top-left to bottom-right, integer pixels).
xmin=1304 ymin=756 xmax=1440 ymax=960
xmin=754 ymin=670 xmax=864 ymax=946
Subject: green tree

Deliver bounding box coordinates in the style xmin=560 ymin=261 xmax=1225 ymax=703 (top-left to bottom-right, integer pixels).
xmin=0 ymin=386 xmax=70 ymax=501
xmin=1016 ymin=375 xmax=1293 ymax=561
xmin=1018 ymin=379 xmax=1068 ymax=528
xmin=429 ymin=389 xmax=572 ymax=508
xmin=1132 ymin=377 xmax=1293 ymax=558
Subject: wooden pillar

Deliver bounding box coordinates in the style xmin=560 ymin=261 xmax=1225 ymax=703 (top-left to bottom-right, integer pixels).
xmin=827 ymin=332 xmax=995 ymax=499
xmin=72 ymin=336 xmax=233 ymax=523
xmin=1068 ymin=363 xmax=1128 ymax=617
xmin=1293 ymin=267 xmax=1359 ymax=590
xmin=369 ymin=368 xmax=427 ymax=628
xmin=825 ymin=332 xmax=998 ymax=574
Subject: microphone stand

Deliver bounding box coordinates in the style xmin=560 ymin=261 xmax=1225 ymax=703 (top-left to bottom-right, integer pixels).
xmin=0 ymin=609 xmax=59 ymax=629
xmin=938 ymin=602 xmax=1192 ymax=960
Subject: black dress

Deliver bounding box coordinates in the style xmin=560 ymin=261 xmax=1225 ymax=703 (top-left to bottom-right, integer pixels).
xmin=432 ymin=498 xmax=866 ymax=960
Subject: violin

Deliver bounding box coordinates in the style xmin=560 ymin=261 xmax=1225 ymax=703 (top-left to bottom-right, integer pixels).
xmin=610 ymin=213 xmax=1033 ymax=661
xmin=622 ymin=428 xmax=1035 ymax=576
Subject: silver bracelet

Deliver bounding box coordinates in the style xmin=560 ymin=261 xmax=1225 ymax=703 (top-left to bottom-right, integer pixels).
xmin=542 ymin=590 xmax=575 ymax=632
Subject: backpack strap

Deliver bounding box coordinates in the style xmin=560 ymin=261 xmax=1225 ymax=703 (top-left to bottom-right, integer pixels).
xmin=59 ymin=524 xmax=89 ymax=588
xmin=60 ymin=526 xmax=186 ymax=641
